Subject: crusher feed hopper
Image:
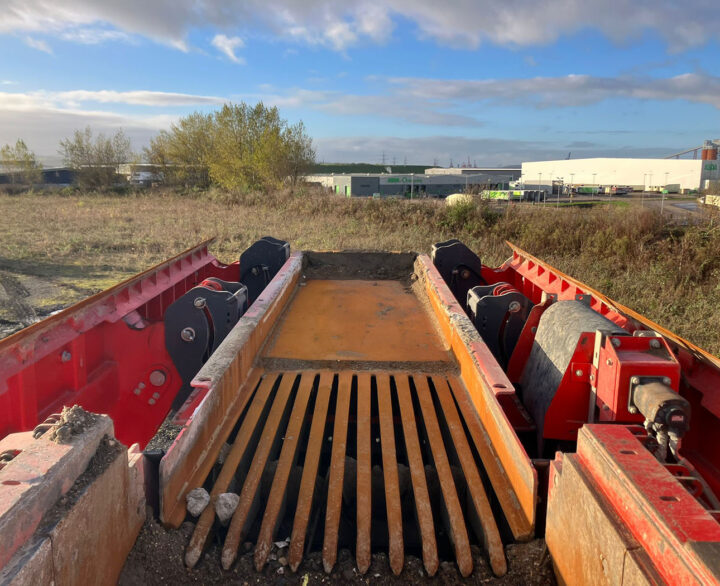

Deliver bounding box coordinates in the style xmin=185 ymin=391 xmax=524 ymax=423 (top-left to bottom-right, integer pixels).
xmin=0 ymin=238 xmax=718 ymax=584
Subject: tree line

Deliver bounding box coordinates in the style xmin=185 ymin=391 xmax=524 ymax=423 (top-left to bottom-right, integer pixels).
xmin=0 ymin=101 xmax=315 ymax=191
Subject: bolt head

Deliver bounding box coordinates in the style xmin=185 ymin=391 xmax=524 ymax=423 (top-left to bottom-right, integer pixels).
xmin=611 ymin=338 xmax=621 ymax=348
xmin=460 ymin=269 xmax=471 ymax=279
xmin=575 ymin=369 xmax=583 ymax=377
xmin=629 ymin=406 xmax=638 ymax=414
xmin=149 ymin=369 xmax=166 ymax=387
xmin=61 ymin=350 xmax=72 ymax=362
xmin=193 ymin=297 xmax=206 ymax=309
xmin=649 ymin=339 xmax=661 ymax=349
xmin=508 ymin=301 xmax=521 ymax=313
xmin=181 ymin=327 xmax=196 ymax=342
xmin=662 ymin=377 xmax=672 ymax=385
xmin=631 ymin=376 xmax=640 ymax=385
xmin=606 ymin=358 xmax=613 ymax=366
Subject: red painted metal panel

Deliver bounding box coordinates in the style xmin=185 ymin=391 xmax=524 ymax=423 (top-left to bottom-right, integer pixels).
xmin=0 ymin=241 xmax=241 ymax=448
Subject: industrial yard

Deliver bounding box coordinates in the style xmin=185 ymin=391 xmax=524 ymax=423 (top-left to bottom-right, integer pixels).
xmin=1 ymin=188 xmax=718 ymax=354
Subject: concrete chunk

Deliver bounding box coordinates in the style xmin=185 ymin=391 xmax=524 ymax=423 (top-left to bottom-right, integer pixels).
xmin=186 ymin=488 xmax=210 ymax=517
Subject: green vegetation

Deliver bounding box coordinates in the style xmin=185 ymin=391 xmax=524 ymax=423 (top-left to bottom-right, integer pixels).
xmin=0 ymin=139 xmax=43 ymax=185
xmin=1 ymin=188 xmax=719 ymax=353
xmin=58 ymin=127 xmax=133 ymax=189
xmin=146 ymin=102 xmax=314 ymax=191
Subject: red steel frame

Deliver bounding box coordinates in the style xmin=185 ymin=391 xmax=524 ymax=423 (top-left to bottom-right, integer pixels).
xmin=474 ymin=243 xmax=720 ymax=499
xmin=549 ymin=424 xmax=720 ymax=584
xmin=0 ymin=240 xmax=242 ymax=448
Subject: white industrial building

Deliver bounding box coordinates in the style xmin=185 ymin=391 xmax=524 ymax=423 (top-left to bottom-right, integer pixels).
xmin=521 ymin=158 xmax=719 ymax=192
xmin=305 ymin=172 xmax=514 ymax=197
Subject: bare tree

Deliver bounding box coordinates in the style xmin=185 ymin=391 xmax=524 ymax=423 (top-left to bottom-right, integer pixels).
xmin=59 ymin=127 xmax=132 ymax=189
xmin=0 ymin=139 xmax=43 ymax=185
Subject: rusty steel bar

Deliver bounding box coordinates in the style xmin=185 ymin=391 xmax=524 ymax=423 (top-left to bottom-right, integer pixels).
xmin=356 ymin=373 xmax=372 ymax=574
xmin=185 ymin=368 xmax=266 ymax=569
xmin=394 ymin=373 xmax=439 ymax=576
xmin=253 ymin=372 xmax=315 ymax=570
xmin=447 ymin=372 xmax=532 ymax=540
xmin=377 ymin=374 xmax=405 ymax=575
xmin=322 ymin=372 xmax=353 ymax=574
xmin=222 ymin=372 xmax=297 ymax=570
xmin=414 ymin=375 xmax=473 ymax=577
xmin=288 ymin=372 xmax=334 ymax=572
xmin=433 ymin=375 xmax=507 ymax=576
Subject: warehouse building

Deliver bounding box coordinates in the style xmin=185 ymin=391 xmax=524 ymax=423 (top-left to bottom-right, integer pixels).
xmin=424 ymin=166 xmax=521 ymax=180
xmin=521 ymin=157 xmax=719 ymax=193
xmin=305 ymin=172 xmax=513 ymax=197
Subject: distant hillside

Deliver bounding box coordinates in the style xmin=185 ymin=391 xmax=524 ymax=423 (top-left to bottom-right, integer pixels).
xmin=308 ymin=163 xmax=430 ymax=174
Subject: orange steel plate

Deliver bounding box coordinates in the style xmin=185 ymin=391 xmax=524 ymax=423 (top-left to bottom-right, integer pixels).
xmin=355 ymin=373 xmax=373 ymax=574
xmin=265 ymin=280 xmax=450 ymax=363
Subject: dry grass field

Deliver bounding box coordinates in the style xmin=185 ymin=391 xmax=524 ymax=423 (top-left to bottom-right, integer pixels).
xmin=1 ymin=187 xmax=719 ymax=354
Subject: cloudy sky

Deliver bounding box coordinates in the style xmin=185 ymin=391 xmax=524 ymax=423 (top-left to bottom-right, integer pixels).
xmin=1 ymin=0 xmax=719 ymax=165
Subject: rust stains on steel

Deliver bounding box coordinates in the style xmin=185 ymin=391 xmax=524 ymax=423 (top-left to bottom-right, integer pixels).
xmin=222 ymin=372 xmax=298 ymax=570
xmin=184 ymin=369 xmax=512 ymax=577
xmin=185 ymin=369 xmax=268 ymax=569
xmin=432 ymin=375 xmax=507 ymax=576
xmin=414 ymin=375 xmax=474 ymax=577
xmin=376 ymin=373 xmax=405 ymax=575
xmin=355 ymin=373 xmax=372 ymax=574
xmin=415 ymin=254 xmax=538 ymax=535
xmin=161 ymin=252 xmax=303 ymax=528
xmin=395 ymin=373 xmax=439 ymax=576
xmin=321 ymin=372 xmax=352 ymax=574
xmin=288 ymin=371 xmax=333 ymax=572
xmin=253 ymin=372 xmax=315 ymax=571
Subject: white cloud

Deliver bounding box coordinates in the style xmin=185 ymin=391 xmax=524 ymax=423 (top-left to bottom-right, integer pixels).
xmin=0 ymin=90 xmax=225 ymax=110
xmin=0 ymin=89 xmax=227 ymax=162
xmin=59 ymin=27 xmax=133 ymax=44
xmin=249 ymin=87 xmax=482 ymax=127
xmin=51 ymin=89 xmax=226 ymax=107
xmin=211 ymin=34 xmax=245 ymax=63
xmin=1 ymin=80 xmax=19 ymax=85
xmin=389 ymin=73 xmax=720 ymax=110
xmin=314 ymin=135 xmax=678 ymax=166
xmin=0 ymin=99 xmax=175 ymax=164
xmin=24 ymin=36 xmax=53 ymax=54
xmin=2 ymin=1 xmax=719 ymax=52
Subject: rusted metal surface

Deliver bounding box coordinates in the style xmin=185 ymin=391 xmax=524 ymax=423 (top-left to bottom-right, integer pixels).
xmin=432 ymin=375 xmax=507 ymax=576
xmin=184 ymin=369 xmax=267 ymax=569
xmin=288 ymin=371 xmax=333 ymax=572
xmin=160 ymin=252 xmax=302 ymax=528
xmin=355 ymin=373 xmax=373 ymax=574
xmin=546 ymin=453 xmax=662 ymax=585
xmin=253 ymin=372 xmax=315 ymax=571
xmin=184 ymin=369 xmax=514 ymax=577
xmin=376 ymin=374 xmax=404 ymax=576
xmin=222 ymin=372 xmax=298 ymax=570
xmin=569 ymin=425 xmax=720 ymax=584
xmin=321 ymin=372 xmax=352 ymax=574
xmin=265 ymin=279 xmax=451 ymax=364
xmin=0 ymin=417 xmax=113 ymax=571
xmin=171 ymin=255 xmax=543 ymax=576
xmin=394 ymin=374 xmax=438 ymax=576
xmin=416 ymin=254 xmax=537 ymax=538
xmin=414 ymin=375 xmax=473 ymax=577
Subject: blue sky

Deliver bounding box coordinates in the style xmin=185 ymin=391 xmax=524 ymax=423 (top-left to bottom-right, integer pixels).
xmin=0 ymin=1 xmax=719 ymax=165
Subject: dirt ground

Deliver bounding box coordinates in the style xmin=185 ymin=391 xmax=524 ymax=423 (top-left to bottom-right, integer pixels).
xmin=119 ymin=516 xmax=555 ymax=586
